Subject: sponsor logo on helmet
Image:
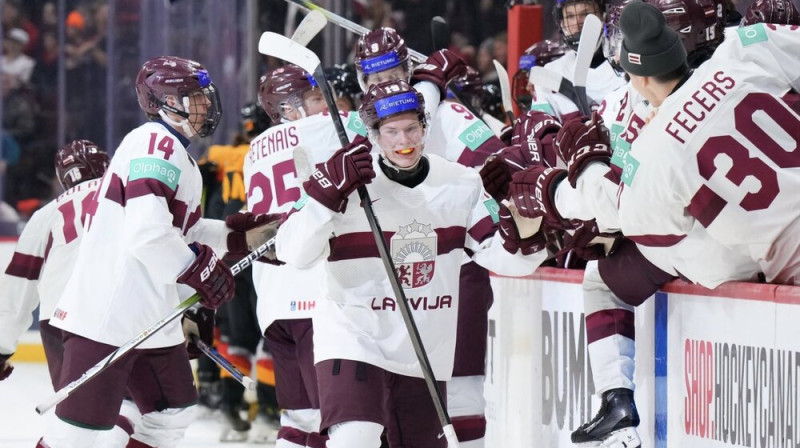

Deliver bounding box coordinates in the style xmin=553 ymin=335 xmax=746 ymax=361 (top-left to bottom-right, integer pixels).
xmin=375 ymin=91 xmax=419 ymax=118
xmin=360 ymin=51 xmax=401 ymax=74
xmin=519 ymin=54 xmax=538 ymax=70
xmin=197 ymin=69 xmax=211 ymax=87
xmin=164 ymin=78 xmax=185 ymax=84
xmin=391 ymin=219 xmax=437 ymax=288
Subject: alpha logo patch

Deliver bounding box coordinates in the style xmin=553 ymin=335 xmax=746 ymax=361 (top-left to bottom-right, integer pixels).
xmin=129 ymin=158 xmax=181 ymax=190
xmin=391 ymin=219 xmax=437 ymax=288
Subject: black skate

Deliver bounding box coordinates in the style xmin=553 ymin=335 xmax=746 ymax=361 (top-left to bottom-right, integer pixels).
xmin=571 ymin=388 xmax=641 ymax=448
xmin=219 ymin=406 xmax=252 ymax=442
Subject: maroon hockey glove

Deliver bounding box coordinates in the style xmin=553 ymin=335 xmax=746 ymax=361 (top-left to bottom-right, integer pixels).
xmin=499 ymin=125 xmax=513 ymax=146
xmin=497 ymin=202 xmax=548 ymax=255
xmin=0 ymin=354 xmax=13 ymax=381
xmin=480 ymin=140 xmax=549 ymax=201
xmin=225 ymin=212 xmax=283 ymax=263
xmin=303 ymin=135 xmax=376 ymax=213
xmin=554 ymin=112 xmax=612 ymax=187
xmin=411 ymin=49 xmax=468 ymax=97
xmin=178 ymin=243 xmax=235 ymax=309
xmin=182 ymin=306 xmax=215 ymax=360
xmin=570 ymin=219 xmax=623 ymax=261
xmin=509 ymin=166 xmax=578 ymax=230
xmin=511 ymin=110 xmax=562 ymax=166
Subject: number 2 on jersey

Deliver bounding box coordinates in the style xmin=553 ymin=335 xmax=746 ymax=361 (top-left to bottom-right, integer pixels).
xmin=248 ymin=159 xmax=300 ymax=214
xmin=690 ymin=93 xmax=800 ymax=227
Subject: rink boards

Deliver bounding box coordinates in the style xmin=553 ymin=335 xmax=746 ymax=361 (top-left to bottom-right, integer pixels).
xmin=487 ymin=268 xmax=800 ymax=448
xmin=4 ymin=240 xmax=800 ymax=447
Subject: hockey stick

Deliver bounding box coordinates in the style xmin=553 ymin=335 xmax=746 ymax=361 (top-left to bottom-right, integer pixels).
xmin=35 ymin=237 xmax=276 ymax=415
xmin=258 ymin=31 xmax=460 ymax=448
xmin=191 ymin=335 xmax=256 ymax=391
xmin=572 ymin=14 xmax=602 ymax=116
xmin=289 ymin=9 xmax=327 ymax=46
xmin=493 ymin=59 xmax=516 ymax=123
xmin=430 ymin=16 xmax=485 ymax=122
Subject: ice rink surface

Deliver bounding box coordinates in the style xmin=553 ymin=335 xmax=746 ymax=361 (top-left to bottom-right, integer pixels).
xmin=0 ymin=362 xmax=276 ymax=448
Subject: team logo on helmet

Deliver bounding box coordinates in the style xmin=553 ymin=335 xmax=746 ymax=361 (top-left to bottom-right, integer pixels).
xmin=391 ymin=220 xmax=437 ymax=288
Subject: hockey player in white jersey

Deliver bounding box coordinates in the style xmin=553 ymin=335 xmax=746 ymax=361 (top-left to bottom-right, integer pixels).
xmin=354 ymin=27 xmax=509 ymax=447
xmin=533 ymin=0 xmax=626 ymax=121
xmin=245 ymin=64 xmax=362 ymax=448
xmin=39 ymin=56 xmax=278 ymax=448
xmin=614 ymin=4 xmax=800 ymax=285
xmin=275 ymin=79 xmax=547 ymax=448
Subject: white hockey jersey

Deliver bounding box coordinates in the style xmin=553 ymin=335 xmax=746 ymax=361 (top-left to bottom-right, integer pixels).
xmin=245 ymin=111 xmax=362 ymax=331
xmin=617 ymin=24 xmax=800 ymax=285
xmin=275 ymin=154 xmax=546 ymax=380
xmin=425 ymin=101 xmax=506 ymax=168
xmin=0 ymin=180 xmax=100 ymax=355
xmin=532 ymin=51 xmax=626 ymax=121
xmin=51 ymin=121 xmax=228 ymax=348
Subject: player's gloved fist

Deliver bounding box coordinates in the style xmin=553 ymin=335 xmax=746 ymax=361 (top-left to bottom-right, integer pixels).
xmin=480 ymin=155 xmax=513 ymax=201
xmin=182 ymin=306 xmax=215 ymax=360
xmin=177 ymin=243 xmax=235 ymax=309
xmin=499 ymin=125 xmax=513 ymax=146
xmin=511 ymin=110 xmax=562 ymax=163
xmin=225 ymin=212 xmax=283 ymax=263
xmin=411 ymin=49 xmax=468 ymax=96
xmin=570 ymin=219 xmax=623 ymax=260
xmin=555 ymin=112 xmax=612 ymax=187
xmin=0 ymin=353 xmax=13 ymax=381
xmin=509 ymin=166 xmax=578 ymax=230
xmin=497 ymin=201 xmax=547 ymax=255
xmin=303 ymin=135 xmax=376 ymax=213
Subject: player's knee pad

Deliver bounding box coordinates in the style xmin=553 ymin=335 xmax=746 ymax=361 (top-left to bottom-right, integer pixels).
xmin=281 ymin=408 xmax=321 ymax=433
xmin=130 ymin=405 xmax=197 ymax=448
xmin=447 ymin=375 xmax=486 ymax=417
xmin=41 ymin=418 xmax=101 ymax=448
xmin=326 ymin=421 xmax=383 ymax=448
xmin=97 ymin=398 xmax=142 ymax=446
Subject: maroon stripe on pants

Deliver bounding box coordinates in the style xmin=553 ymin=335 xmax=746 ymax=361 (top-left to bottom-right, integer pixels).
xmin=452 ymin=415 xmax=487 ymax=442
xmin=5 ymin=252 xmax=44 ymax=280
xmin=585 ymin=309 xmax=635 ymax=345
xmin=278 ymin=426 xmax=309 ymax=447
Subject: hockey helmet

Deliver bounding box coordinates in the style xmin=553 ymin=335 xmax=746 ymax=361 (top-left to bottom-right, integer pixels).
xmin=54 ymin=139 xmax=110 ymax=190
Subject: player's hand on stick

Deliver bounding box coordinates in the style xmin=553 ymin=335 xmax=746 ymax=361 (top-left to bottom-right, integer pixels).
xmin=303 ymin=135 xmax=375 ymax=213
xmin=411 ymin=49 xmax=468 ymax=96
xmin=497 ymin=201 xmax=549 ymax=255
xmin=182 ymin=306 xmax=215 ymax=360
xmin=226 ymin=212 xmax=283 ymax=263
xmin=509 ymin=166 xmax=578 ymax=230
xmin=0 ymin=354 xmax=13 ymax=381
xmin=555 ymin=112 xmax=612 ymax=187
xmin=178 ymin=243 xmax=235 ymax=309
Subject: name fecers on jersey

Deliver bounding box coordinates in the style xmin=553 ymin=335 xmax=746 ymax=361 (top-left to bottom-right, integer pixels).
xmin=666 ymin=71 xmax=736 ymax=144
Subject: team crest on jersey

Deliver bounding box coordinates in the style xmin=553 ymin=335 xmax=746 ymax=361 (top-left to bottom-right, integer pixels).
xmin=391 ymin=219 xmax=437 ymax=288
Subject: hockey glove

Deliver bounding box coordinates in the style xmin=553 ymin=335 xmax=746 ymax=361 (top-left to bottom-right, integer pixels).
xmin=499 ymin=125 xmax=513 ymax=146
xmin=479 ymin=141 xmax=547 ymax=201
xmin=0 ymin=353 xmax=13 ymax=381
xmin=182 ymin=306 xmax=215 ymax=360
xmin=570 ymin=219 xmax=623 ymax=261
xmin=509 ymin=166 xmax=578 ymax=230
xmin=411 ymin=49 xmax=468 ymax=97
xmin=510 ymin=110 xmax=562 ymax=167
xmin=225 ymin=212 xmax=283 ymax=263
xmin=177 ymin=243 xmax=235 ymax=309
xmin=303 ymin=135 xmax=376 ymax=213
xmin=554 ymin=112 xmax=612 ymax=187
xmin=497 ymin=201 xmax=548 ymax=255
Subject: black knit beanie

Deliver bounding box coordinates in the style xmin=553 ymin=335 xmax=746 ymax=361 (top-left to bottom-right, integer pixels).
xmin=620 ymin=1 xmax=687 ymax=76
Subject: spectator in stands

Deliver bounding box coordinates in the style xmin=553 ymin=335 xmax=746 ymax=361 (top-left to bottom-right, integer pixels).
xmin=2 ymin=0 xmax=38 ymax=55
xmin=1 ymin=28 xmax=36 ymax=84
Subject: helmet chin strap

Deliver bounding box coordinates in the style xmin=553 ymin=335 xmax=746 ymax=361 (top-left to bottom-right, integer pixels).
xmin=158 ymin=109 xmax=196 ymax=138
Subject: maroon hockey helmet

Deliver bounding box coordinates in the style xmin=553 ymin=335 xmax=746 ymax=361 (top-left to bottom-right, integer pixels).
xmin=450 ymin=66 xmax=485 ymax=114
xmin=54 ymin=139 xmax=110 ymax=190
xmin=258 ymin=64 xmax=320 ymax=123
xmin=135 ymin=56 xmax=222 ymax=137
xmin=742 ymin=0 xmax=800 ymax=25
xmin=513 ymin=39 xmax=568 ymax=111
xmin=359 ymin=79 xmax=426 ymax=132
xmin=647 ymin=0 xmax=723 ymax=67
xmin=354 ymin=27 xmax=412 ymax=90
xmin=602 ymin=0 xmax=635 ymax=75
xmin=553 ymin=0 xmax=603 ymax=50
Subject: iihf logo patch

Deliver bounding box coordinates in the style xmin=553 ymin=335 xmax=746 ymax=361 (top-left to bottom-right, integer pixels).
xmin=391 ymin=219 xmax=437 ymax=289
xmin=627 ymin=53 xmax=642 ymax=65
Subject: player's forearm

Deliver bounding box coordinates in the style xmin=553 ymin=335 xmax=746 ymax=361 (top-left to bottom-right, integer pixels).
xmin=275 ymin=199 xmax=334 ymax=268
xmin=555 ymin=163 xmax=621 ymax=232
xmin=0 ymin=276 xmax=38 ymax=354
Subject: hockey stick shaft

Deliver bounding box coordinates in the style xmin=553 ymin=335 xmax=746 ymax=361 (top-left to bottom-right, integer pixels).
xmin=258 ymin=31 xmax=459 ymax=448
xmin=192 ymin=336 xmax=256 ymax=391
xmin=35 ymin=237 xmax=276 ymax=415
xmin=493 ymin=59 xmax=515 ymax=123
